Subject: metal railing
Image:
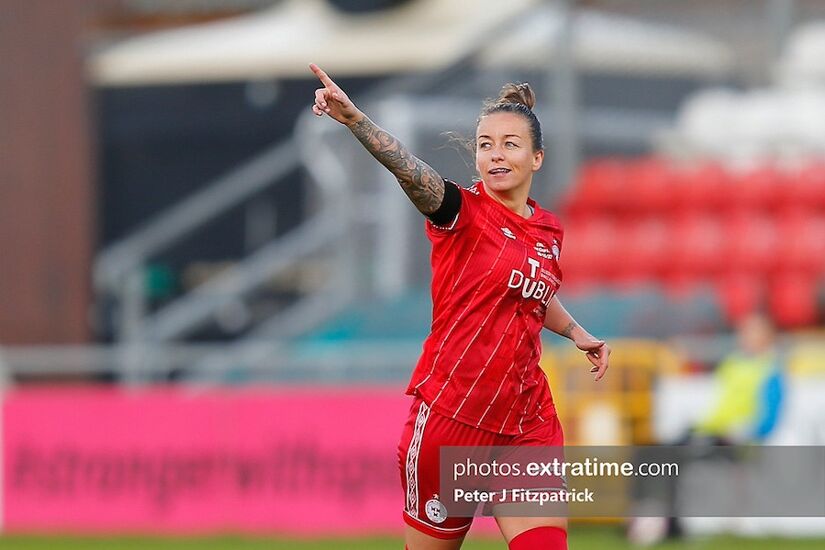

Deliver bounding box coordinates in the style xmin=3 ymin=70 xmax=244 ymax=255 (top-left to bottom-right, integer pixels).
xmin=93 ymin=137 xmax=353 ymax=352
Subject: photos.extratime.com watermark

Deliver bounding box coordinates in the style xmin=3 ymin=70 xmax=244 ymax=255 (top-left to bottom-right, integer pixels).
xmin=439 ymin=446 xmax=825 ymax=518
xmin=452 ymin=456 xmax=680 ymax=481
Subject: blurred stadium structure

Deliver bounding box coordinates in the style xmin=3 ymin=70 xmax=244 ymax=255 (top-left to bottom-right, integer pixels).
xmin=2 ymin=0 xmax=822 ymax=374
xmin=2 ymin=0 xmax=825 ymax=540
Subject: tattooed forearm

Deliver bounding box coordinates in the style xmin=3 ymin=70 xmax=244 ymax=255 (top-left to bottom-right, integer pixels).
xmin=560 ymin=322 xmax=577 ymax=339
xmin=348 ymin=116 xmax=445 ymax=214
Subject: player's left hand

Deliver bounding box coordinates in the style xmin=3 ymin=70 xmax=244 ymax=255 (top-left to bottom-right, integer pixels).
xmin=576 ymin=339 xmax=610 ymax=381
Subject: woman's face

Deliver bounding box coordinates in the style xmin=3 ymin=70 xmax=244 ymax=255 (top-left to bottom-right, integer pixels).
xmin=475 ymin=112 xmax=544 ymax=196
xmin=737 ymin=314 xmax=774 ymax=355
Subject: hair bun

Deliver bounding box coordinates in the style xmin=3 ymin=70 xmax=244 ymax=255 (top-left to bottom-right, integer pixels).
xmin=497 ymin=83 xmax=536 ymax=110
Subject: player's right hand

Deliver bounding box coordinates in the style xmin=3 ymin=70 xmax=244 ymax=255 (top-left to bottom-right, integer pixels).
xmin=309 ymin=63 xmax=363 ymax=126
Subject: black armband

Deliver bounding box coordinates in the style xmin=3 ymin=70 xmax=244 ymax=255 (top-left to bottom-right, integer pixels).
xmin=426 ymin=179 xmax=462 ymax=226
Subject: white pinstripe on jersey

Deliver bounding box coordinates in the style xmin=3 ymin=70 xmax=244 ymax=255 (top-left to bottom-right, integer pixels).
xmin=474 ymin=328 xmax=529 ymax=430
xmin=496 ymin=330 xmax=533 ymax=434
xmin=451 ymin=307 xmax=520 ymax=418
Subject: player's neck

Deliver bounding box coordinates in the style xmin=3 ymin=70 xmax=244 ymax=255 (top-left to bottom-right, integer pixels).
xmin=483 ymin=181 xmax=532 ymax=219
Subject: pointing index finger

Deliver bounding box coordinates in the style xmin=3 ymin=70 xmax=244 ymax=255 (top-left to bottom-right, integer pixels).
xmin=309 ymin=63 xmax=335 ymax=89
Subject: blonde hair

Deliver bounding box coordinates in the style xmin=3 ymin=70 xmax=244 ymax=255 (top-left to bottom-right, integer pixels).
xmin=479 ymin=82 xmax=543 ymax=151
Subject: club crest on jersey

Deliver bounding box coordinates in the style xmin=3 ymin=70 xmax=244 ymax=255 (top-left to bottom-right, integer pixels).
xmin=501 ymin=227 xmax=516 ymax=240
xmin=535 ymin=239 xmax=561 ymax=260
xmin=425 ymin=495 xmax=448 ymax=524
xmin=508 ymin=257 xmax=553 ymax=302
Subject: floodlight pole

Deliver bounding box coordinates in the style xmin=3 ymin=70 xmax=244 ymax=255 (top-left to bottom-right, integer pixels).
xmin=766 ymin=0 xmax=796 ymax=65
xmin=549 ymin=0 xmax=580 ymax=204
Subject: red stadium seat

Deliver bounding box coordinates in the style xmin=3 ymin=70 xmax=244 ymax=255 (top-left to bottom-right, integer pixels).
xmin=723 ymin=212 xmax=780 ymax=274
xmin=783 ymin=162 xmax=825 ymax=210
xmin=625 ymin=158 xmax=679 ymax=212
xmin=769 ymin=273 xmax=819 ymax=328
xmin=728 ymin=165 xmax=785 ymax=212
xmin=559 ymin=217 xmax=619 ymax=288
xmin=777 ymin=210 xmax=825 ymax=274
xmin=672 ymin=163 xmax=731 ymax=212
xmin=668 ymin=214 xmax=727 ymax=278
xmin=570 ymin=159 xmax=632 ymax=214
xmin=716 ymin=273 xmax=765 ymax=324
xmin=567 ymin=157 xmax=689 ymax=217
xmin=616 ymin=216 xmax=671 ymax=282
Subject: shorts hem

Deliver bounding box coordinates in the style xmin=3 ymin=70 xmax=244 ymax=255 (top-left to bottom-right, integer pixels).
xmin=403 ymin=511 xmax=471 ymax=540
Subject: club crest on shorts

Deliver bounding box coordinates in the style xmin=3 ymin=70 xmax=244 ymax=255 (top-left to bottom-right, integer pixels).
xmin=425 ymin=494 xmax=448 ymax=524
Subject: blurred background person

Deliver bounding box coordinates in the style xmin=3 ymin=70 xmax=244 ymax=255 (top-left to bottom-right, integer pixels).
xmin=691 ymin=312 xmax=785 ymax=445
xmin=628 ymin=312 xmax=787 ymax=545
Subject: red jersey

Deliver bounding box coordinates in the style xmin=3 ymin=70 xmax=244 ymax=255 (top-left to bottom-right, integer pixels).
xmin=406 ymin=181 xmax=564 ymax=435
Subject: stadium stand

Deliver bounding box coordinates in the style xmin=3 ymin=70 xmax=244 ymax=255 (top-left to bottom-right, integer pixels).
xmin=557 ymin=156 xmax=825 ymax=328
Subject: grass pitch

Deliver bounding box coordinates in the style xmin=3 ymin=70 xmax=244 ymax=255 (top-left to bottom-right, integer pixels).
xmin=0 ymin=527 xmax=823 ymax=549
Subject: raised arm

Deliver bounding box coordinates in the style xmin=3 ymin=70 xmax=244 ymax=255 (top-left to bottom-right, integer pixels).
xmin=544 ymin=295 xmax=610 ymax=381
xmin=310 ymin=63 xmax=445 ymax=216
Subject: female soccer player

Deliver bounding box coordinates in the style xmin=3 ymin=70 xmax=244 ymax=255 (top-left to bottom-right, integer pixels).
xmin=310 ymin=63 xmax=610 ymax=550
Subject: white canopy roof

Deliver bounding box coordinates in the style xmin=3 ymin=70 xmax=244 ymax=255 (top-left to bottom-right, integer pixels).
xmin=90 ymin=0 xmax=733 ymax=87
xmin=777 ymin=21 xmax=825 ymax=88
xmin=478 ymin=7 xmax=733 ymax=77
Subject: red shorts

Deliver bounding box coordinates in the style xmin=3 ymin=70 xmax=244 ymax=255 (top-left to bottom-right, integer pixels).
xmin=397 ymin=396 xmax=564 ymax=539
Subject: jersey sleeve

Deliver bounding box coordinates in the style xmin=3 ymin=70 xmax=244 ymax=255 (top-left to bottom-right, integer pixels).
xmin=425 ymin=181 xmax=479 ymax=236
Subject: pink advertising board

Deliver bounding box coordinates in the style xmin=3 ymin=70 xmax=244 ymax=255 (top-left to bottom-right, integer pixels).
xmin=2 ymin=386 xmax=415 ymax=535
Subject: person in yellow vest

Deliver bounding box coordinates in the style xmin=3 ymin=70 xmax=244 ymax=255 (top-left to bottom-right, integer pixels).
xmin=694 ymin=312 xmax=785 ymax=444
xmin=628 ymin=313 xmax=786 ymax=544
